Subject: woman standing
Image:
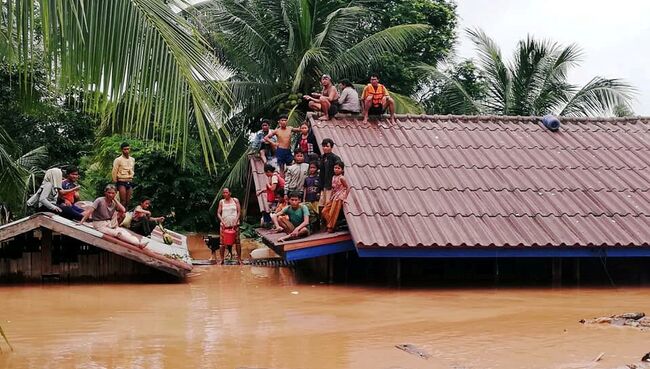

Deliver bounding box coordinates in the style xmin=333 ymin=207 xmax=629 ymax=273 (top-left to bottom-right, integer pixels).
xmin=217 ymin=188 xmax=241 ymax=264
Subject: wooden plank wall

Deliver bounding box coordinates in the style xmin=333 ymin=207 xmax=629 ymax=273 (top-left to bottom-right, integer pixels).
xmin=0 ymin=229 xmax=175 ymax=282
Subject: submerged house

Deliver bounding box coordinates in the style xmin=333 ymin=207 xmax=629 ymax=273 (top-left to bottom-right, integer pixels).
xmin=253 ymin=114 xmax=650 ymax=280
xmin=0 ymin=213 xmax=193 ymax=281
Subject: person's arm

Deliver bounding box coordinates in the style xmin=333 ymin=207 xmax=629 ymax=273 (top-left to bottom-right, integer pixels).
xmin=292 ymin=206 xmax=310 ymax=235
xmin=340 ymin=176 xmax=350 ymax=199
xmin=80 ymin=204 xmax=96 ymax=224
xmin=217 ymin=200 xmax=224 ymax=223
xmin=326 ymin=87 xmax=338 ymax=102
xmin=303 ymin=178 xmax=307 ymax=202
xmin=134 ymin=206 xmax=151 ymax=217
xmin=235 ymin=198 xmax=241 ymax=226
xmin=114 ymin=199 xmax=126 ymax=213
xmin=39 ymin=183 xmax=61 ymax=212
xmin=263 ymin=129 xmax=276 ymax=143
xmin=112 ymin=158 xmax=120 ymax=182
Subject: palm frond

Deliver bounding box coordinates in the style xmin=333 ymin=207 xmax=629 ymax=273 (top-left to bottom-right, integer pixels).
xmin=416 ymin=64 xmax=483 ymax=115
xmin=559 ymin=77 xmax=636 ymax=117
xmin=329 ymin=24 xmax=430 ymax=79
xmin=2 ymin=0 xmax=232 ymax=169
xmin=466 ymin=28 xmax=511 ymax=114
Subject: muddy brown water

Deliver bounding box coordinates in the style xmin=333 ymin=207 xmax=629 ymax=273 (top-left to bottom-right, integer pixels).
xmin=0 ymin=236 xmax=648 ymax=369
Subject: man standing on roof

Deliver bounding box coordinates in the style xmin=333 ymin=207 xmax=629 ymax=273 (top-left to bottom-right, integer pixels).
xmin=361 ymin=74 xmax=396 ymax=124
xmin=251 ymin=120 xmax=277 ymax=164
xmin=318 ymin=138 xmax=341 ymax=217
xmin=112 ymin=142 xmax=135 ymax=210
xmin=264 ymin=115 xmax=293 ymax=173
xmin=303 ymin=74 xmax=339 ymax=121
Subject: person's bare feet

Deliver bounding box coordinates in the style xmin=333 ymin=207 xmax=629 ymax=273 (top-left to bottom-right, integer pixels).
xmin=390 ymin=115 xmax=397 ymax=124
xmin=362 ymin=117 xmax=368 ymax=124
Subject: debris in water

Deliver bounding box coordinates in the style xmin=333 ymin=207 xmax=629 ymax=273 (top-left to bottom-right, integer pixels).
xmin=395 ymin=344 xmax=430 ymax=360
xmin=643 ymin=352 xmax=650 ymax=362
xmin=291 ymin=291 xmax=299 ymax=295
xmin=580 ymin=312 xmax=650 ymax=331
xmin=593 ymin=352 xmax=605 ymax=362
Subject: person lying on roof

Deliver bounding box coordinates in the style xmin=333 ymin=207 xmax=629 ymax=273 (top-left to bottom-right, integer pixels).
xmin=80 ymin=184 xmax=149 ymax=248
xmin=303 ymin=74 xmax=339 ymax=121
xmin=361 ymin=74 xmax=396 ymax=124
xmin=272 ymin=192 xmax=310 ymax=242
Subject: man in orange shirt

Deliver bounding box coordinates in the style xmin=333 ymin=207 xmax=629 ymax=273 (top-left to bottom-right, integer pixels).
xmin=361 ymin=74 xmax=396 ymax=124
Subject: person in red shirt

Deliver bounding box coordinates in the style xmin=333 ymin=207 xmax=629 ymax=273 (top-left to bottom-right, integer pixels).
xmin=361 ymin=74 xmax=396 ymax=124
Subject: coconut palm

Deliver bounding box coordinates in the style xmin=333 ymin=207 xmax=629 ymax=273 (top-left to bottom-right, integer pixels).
xmin=0 ymin=127 xmax=47 ymax=223
xmin=1 ymin=0 xmax=232 ymax=168
xmin=194 ymin=0 xmax=429 ymax=119
xmin=424 ymin=29 xmax=635 ymax=116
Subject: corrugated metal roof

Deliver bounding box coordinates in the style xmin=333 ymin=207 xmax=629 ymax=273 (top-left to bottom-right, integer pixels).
xmin=250 ymin=155 xmax=271 ymax=213
xmin=309 ymin=114 xmax=650 ymax=248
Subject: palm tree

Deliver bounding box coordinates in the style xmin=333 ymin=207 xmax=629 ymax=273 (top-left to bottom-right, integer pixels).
xmin=0 ymin=127 xmax=47 ymax=224
xmin=1 ymin=0 xmax=232 ymax=168
xmin=424 ymin=28 xmax=635 ymax=117
xmin=195 ymin=0 xmax=429 ymax=118
xmin=191 ymin=0 xmax=429 ymax=196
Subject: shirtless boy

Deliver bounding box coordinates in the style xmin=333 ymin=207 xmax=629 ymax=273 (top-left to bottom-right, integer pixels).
xmin=264 ymin=115 xmax=293 ymax=172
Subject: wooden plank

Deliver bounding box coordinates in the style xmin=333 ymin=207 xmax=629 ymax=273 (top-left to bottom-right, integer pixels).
xmin=41 ymin=228 xmax=53 ymax=276
xmin=283 ymin=234 xmax=352 ymax=251
xmin=0 ymin=217 xmax=41 ymax=242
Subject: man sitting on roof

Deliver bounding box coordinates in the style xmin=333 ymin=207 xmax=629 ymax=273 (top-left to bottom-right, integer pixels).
xmin=337 ymin=79 xmax=360 ymax=115
xmin=361 ymin=74 xmax=396 ymax=124
xmin=130 ymin=197 xmax=165 ymax=237
xmin=272 ymin=192 xmax=310 ymax=242
xmin=303 ymin=74 xmax=339 ymax=121
xmin=251 ymin=120 xmax=277 ymax=164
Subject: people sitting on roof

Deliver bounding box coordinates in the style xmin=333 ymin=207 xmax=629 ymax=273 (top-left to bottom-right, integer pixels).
xmin=303 ymin=74 xmax=339 ymax=121
xmin=318 ymin=138 xmax=341 ymax=217
xmin=292 ymin=121 xmax=320 ymax=163
xmin=80 ymin=184 xmax=149 ymax=248
xmin=216 ymin=188 xmax=242 ymax=265
xmin=337 ymin=78 xmax=360 ymax=115
xmin=264 ymin=115 xmax=293 ymax=173
xmin=321 ymin=161 xmax=349 ymax=233
xmin=26 ymin=168 xmax=82 ymax=221
xmin=272 ymin=191 xmax=311 ymax=242
xmin=251 ymin=120 xmax=277 ymax=165
xmin=284 ymin=150 xmax=309 ymax=203
xmin=130 ymin=197 xmax=165 ymax=237
xmin=57 ymin=166 xmax=84 ymax=221
xmin=362 ymin=74 xmax=396 ymax=124
xmin=256 ymin=163 xmax=285 ymax=214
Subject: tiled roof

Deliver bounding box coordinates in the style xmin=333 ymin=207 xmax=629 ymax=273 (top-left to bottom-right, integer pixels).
xmin=309 ymin=115 xmax=650 ymax=248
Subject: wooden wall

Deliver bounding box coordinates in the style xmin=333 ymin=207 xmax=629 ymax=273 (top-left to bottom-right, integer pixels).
xmin=0 ymin=228 xmax=176 ymax=283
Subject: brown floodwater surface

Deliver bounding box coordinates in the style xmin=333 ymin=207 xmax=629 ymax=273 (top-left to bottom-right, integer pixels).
xmin=0 ymin=240 xmax=649 ymax=369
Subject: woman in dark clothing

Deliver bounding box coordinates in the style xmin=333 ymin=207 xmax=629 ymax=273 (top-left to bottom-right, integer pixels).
xmin=293 ymin=122 xmax=320 ymax=162
xmin=130 ymin=198 xmax=164 ymax=237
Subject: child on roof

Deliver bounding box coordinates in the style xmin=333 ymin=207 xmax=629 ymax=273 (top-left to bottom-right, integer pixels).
xmin=292 ymin=122 xmax=320 ymax=163
xmin=284 ymin=150 xmax=309 ymax=202
xmin=321 ymin=161 xmax=349 ymax=233
xmin=272 ymin=191 xmax=311 ymax=242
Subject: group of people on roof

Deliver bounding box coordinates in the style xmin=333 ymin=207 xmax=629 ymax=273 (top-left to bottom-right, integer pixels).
xmin=27 ymin=142 xmax=164 ymax=249
xmin=303 ymin=74 xmax=397 ymax=124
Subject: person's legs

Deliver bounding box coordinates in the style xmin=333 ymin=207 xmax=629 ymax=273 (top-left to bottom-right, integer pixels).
xmin=325 ymin=199 xmax=343 ymax=232
xmin=259 ymin=149 xmax=268 ymax=163
xmin=278 ymin=217 xmax=295 ymax=234
xmin=319 ymin=97 xmax=331 ymax=120
xmin=219 ymin=225 xmax=226 ymax=264
xmin=117 ymin=183 xmax=128 ymax=208
xmin=362 ymin=96 xmax=373 ymax=124
xmin=234 ymin=226 xmax=242 ymax=263
xmin=115 ymin=227 xmax=147 ymax=247
xmin=308 ymin=100 xmax=322 ymax=112
xmin=383 ymin=96 xmax=396 ymax=123
xmin=59 ymin=205 xmax=83 ymax=221
xmin=125 ymin=187 xmax=132 ymax=209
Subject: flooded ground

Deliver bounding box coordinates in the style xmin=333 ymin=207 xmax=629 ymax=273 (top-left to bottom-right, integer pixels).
xmin=0 ymin=238 xmax=648 ymax=369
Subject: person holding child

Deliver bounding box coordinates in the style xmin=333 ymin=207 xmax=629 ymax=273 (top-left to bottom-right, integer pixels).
xmin=321 ymin=161 xmax=349 ymax=233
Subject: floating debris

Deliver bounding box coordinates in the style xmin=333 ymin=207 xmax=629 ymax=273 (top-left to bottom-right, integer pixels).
xmin=395 ymin=344 xmax=430 ymax=360
xmin=580 ymin=312 xmax=650 ymax=331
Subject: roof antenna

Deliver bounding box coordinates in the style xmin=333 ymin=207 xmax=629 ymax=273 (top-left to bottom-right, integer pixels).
xmin=541 ymin=115 xmax=561 ymax=132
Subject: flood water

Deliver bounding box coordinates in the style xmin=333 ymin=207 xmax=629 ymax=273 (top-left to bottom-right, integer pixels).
xmin=1 ymin=239 xmax=649 ymax=369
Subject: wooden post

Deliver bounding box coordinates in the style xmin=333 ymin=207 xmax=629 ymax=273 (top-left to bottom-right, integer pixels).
xmin=242 ymin=160 xmax=253 ymax=218
xmin=41 ymin=228 xmax=53 ymax=277
xmin=552 ymin=258 xmax=562 ymax=287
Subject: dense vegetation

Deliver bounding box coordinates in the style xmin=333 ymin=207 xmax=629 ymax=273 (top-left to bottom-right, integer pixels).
xmin=0 ymin=0 xmax=636 ymax=230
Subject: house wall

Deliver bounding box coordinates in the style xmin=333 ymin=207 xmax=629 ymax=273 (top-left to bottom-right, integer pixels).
xmin=0 ymin=230 xmax=175 ymax=283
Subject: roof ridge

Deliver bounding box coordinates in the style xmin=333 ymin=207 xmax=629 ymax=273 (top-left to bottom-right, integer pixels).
xmin=348 ymin=186 xmax=650 ymax=193
xmin=350 ymin=163 xmax=649 ymax=170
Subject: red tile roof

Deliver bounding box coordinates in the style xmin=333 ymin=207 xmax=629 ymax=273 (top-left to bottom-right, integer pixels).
xmin=309 ymin=115 xmax=650 ymax=248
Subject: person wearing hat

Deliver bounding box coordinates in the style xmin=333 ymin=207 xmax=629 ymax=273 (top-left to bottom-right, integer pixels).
xmin=303 ymin=74 xmax=339 ymax=121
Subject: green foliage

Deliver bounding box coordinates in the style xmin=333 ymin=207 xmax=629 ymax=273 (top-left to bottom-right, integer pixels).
xmin=79 ymin=135 xmax=221 ymax=232
xmin=422 ymin=60 xmax=487 ymax=115
xmin=423 ymin=29 xmax=636 ymax=117
xmin=1 ymin=0 xmax=233 ymax=168
xmin=363 ymin=0 xmax=458 ymax=95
